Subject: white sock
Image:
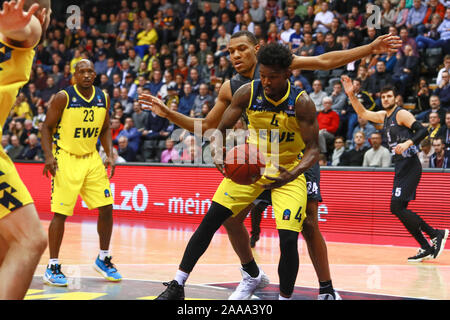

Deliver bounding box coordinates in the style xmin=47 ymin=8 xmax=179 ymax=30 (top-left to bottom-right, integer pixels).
xmin=48 ymin=258 xmax=59 ymax=266
xmin=174 ymin=270 xmax=189 ymax=286
xmin=279 ymin=294 xmax=292 ymax=300
xmin=99 ymin=250 xmax=110 ymax=261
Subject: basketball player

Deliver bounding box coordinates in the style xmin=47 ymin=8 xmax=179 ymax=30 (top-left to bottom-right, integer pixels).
xmin=140 ymin=31 xmax=401 ymax=299
xmin=155 ymin=43 xmax=319 ymax=300
xmin=0 ymin=0 xmax=50 ymax=300
xmin=341 ymin=75 xmax=449 ymax=262
xmin=40 ymin=59 xmax=122 ymax=286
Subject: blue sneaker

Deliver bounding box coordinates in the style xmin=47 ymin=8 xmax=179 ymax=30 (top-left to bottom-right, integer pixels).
xmin=93 ymin=256 xmax=122 ymax=282
xmin=43 ymin=264 xmax=68 ymax=287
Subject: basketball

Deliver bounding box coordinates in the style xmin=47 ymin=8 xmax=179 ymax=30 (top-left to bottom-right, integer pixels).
xmin=224 ymin=144 xmax=265 ymax=185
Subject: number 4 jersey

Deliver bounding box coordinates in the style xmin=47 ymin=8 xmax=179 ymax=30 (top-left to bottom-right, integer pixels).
xmin=54 ymin=85 xmax=108 ymax=156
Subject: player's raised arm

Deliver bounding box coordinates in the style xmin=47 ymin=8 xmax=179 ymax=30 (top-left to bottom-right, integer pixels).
xmin=341 ymin=75 xmax=386 ymax=124
xmin=138 ymin=80 xmax=233 ymax=134
xmin=0 ymin=0 xmax=49 ymax=48
xmin=41 ymin=91 xmax=67 ymax=177
xmin=290 ymin=33 xmax=402 ymax=71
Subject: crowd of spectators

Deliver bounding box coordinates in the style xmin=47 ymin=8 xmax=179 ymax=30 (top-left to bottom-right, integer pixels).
xmin=2 ymin=0 xmax=450 ymax=168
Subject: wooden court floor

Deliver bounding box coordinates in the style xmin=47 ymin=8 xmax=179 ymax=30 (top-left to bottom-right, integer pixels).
xmin=26 ymin=217 xmax=450 ymax=300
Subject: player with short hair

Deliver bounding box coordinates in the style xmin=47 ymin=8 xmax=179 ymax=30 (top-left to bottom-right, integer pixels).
xmin=141 ymin=30 xmax=401 ymax=300
xmin=156 ymin=42 xmax=319 ymax=300
xmin=341 ymin=75 xmax=449 ymax=262
xmin=0 ymin=0 xmax=50 ymax=299
xmin=41 ymin=59 xmax=122 ymax=286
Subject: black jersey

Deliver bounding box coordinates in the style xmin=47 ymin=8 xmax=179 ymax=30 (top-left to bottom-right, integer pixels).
xmin=384 ymin=107 xmax=419 ymax=162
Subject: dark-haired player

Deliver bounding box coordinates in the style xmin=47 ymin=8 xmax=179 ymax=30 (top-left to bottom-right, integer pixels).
xmin=156 ymin=42 xmax=319 ymax=300
xmin=142 ymin=31 xmax=401 ymax=300
xmin=0 ymin=0 xmax=50 ymax=300
xmin=342 ymin=75 xmax=448 ymax=262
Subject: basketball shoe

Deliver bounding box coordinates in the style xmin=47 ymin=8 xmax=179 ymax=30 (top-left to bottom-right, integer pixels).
xmin=43 ymin=264 xmax=68 ymax=287
xmin=228 ymin=267 xmax=270 ymax=300
xmin=407 ymin=247 xmax=435 ymax=262
xmin=155 ymin=280 xmax=185 ymax=300
xmin=432 ymin=229 xmax=449 ymax=259
xmin=318 ymin=291 xmax=342 ymax=300
xmin=93 ymin=256 xmax=122 ymax=281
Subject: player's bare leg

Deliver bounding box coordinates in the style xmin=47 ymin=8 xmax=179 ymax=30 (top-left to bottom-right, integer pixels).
xmin=48 ymin=213 xmax=67 ymax=259
xmin=0 ymin=204 xmax=47 ymax=299
xmin=94 ymin=204 xmax=121 ymax=281
xmin=302 ymin=200 xmax=340 ymax=299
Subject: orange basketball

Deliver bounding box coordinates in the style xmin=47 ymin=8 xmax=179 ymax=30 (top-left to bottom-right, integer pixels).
xmin=224 ymin=144 xmax=265 ymax=185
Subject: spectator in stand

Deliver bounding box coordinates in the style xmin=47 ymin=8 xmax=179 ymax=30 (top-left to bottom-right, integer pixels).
xmin=288 ymin=21 xmax=303 ymax=52
xmin=436 ymin=55 xmax=450 ymax=87
xmin=331 ymin=136 xmax=346 ymax=166
xmin=132 ymin=101 xmax=149 ymax=134
xmin=160 ymin=139 xmax=180 ymax=163
xmin=399 ymin=26 xmax=419 ymax=57
xmin=413 ymin=78 xmax=431 ymax=115
xmin=367 ymin=60 xmax=394 ymax=108
xmin=249 ymin=0 xmax=265 ymax=24
xmin=418 ymin=138 xmax=435 ymax=168
xmin=406 ymin=0 xmax=427 ymax=35
xmin=110 ymin=117 xmax=124 ymax=144
xmin=118 ymin=136 xmax=137 ymax=162
xmin=11 ymin=93 xmax=33 ymax=122
xmin=290 ymin=69 xmax=312 ymax=93
xmin=192 ymin=83 xmax=214 ymax=118
xmin=6 ymin=135 xmax=24 ymax=161
xmin=310 ymin=79 xmax=328 ymax=112
xmin=297 ymin=32 xmax=315 ymax=57
xmin=392 ymin=44 xmax=419 ymax=96
xmin=17 ymin=134 xmax=43 ymax=161
xmin=330 ymin=80 xmax=347 ymax=115
xmin=313 ymin=1 xmax=334 ymax=34
xmin=142 ymin=110 xmax=170 ymax=162
xmin=381 ymin=0 xmax=396 ymax=32
xmin=430 ymin=137 xmax=450 ymax=168
xmin=147 ymin=69 xmax=164 ymax=97
xmin=433 ymin=71 xmax=450 ymax=109
xmin=363 ymin=132 xmax=392 ymax=167
xmin=342 ymin=16 xmax=363 ymax=47
xmin=317 ymin=97 xmax=340 ymax=156
xmin=350 ymin=116 xmax=377 ymax=150
xmin=280 ymin=19 xmax=295 ymax=46
xmin=416 ymin=95 xmax=447 ymax=126
xmin=117 ymin=117 xmax=141 ymax=155
xmin=426 ymin=112 xmax=442 ymax=140
xmin=394 ymin=0 xmax=410 ymax=29
xmin=436 ymin=111 xmax=450 ymax=150
xmin=338 ymin=131 xmax=369 ymax=166
xmin=135 ymin=21 xmax=159 ymax=58
xmin=415 ymin=13 xmax=445 ymax=50
xmin=19 ymin=120 xmax=38 ymax=146
xmin=119 ymin=88 xmax=134 ymax=116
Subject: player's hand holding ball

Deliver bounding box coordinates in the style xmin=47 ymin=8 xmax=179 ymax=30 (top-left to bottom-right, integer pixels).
xmin=223 ymin=144 xmax=265 ymax=185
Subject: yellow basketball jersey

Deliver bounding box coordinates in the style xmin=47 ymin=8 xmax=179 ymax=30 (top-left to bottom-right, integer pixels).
xmin=54 ymin=85 xmax=108 ymax=156
xmin=0 ymin=39 xmax=36 ymax=132
xmin=246 ymin=80 xmax=306 ymax=165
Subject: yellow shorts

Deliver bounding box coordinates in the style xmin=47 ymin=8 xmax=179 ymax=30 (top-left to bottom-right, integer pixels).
xmin=0 ymin=148 xmax=34 ymax=219
xmin=212 ymin=162 xmax=307 ymax=232
xmin=51 ymin=148 xmax=113 ymax=216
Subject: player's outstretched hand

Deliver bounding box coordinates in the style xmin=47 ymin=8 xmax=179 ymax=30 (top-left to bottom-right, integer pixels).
xmin=104 ymin=155 xmax=116 ymax=179
xmin=263 ymin=166 xmax=296 ymax=190
xmin=43 ymin=155 xmax=58 ymax=178
xmin=138 ymin=93 xmax=170 ymax=118
xmin=0 ymin=0 xmax=40 ymax=34
xmin=340 ymin=75 xmax=354 ymax=96
xmin=370 ymin=33 xmax=402 ymax=54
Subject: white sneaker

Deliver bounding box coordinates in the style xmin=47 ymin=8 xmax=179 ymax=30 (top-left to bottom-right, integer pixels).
xmin=228 ymin=267 xmax=270 ymax=300
xmin=318 ymin=291 xmax=342 ymax=300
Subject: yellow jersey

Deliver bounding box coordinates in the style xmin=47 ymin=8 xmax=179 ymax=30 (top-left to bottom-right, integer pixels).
xmin=246 ymin=80 xmax=306 ymax=165
xmin=0 ymin=39 xmax=36 ymax=132
xmin=53 ymin=85 xmax=108 ymax=156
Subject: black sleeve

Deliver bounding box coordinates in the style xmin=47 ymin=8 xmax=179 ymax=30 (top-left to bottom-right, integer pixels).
xmin=410 ymin=120 xmax=428 ymax=145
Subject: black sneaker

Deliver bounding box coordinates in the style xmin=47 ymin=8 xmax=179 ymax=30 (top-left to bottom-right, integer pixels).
xmin=155 ymin=280 xmax=185 ymax=300
xmin=431 ymin=229 xmax=449 ymax=259
xmin=250 ymin=234 xmax=259 ymax=248
xmin=407 ymin=247 xmax=435 ymax=262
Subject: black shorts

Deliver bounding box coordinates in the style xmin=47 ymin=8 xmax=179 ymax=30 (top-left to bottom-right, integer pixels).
xmin=392 ymin=155 xmax=422 ymax=202
xmin=254 ymin=162 xmax=322 ymax=205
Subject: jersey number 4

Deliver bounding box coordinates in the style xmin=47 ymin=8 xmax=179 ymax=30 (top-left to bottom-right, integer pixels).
xmin=0 ymin=43 xmax=13 ymax=71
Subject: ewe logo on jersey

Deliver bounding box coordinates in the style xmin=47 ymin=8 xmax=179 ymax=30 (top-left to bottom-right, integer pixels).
xmin=74 ymin=127 xmax=100 ymax=138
